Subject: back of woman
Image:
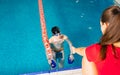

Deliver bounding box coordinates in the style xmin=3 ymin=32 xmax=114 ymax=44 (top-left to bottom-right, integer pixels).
xmin=86 ymin=44 xmax=120 ymax=75
xmin=103 ymin=45 xmax=120 ymax=75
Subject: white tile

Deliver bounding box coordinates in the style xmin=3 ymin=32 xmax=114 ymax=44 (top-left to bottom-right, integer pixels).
xmin=36 ymin=73 xmax=49 ymax=75
xmin=39 ymin=68 xmax=82 ymax=75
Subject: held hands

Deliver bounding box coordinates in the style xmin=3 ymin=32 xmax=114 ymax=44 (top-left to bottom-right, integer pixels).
xmin=70 ymin=46 xmax=76 ymax=54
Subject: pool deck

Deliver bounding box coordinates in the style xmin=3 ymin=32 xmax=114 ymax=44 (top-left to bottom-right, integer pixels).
xmin=21 ymin=67 xmax=82 ymax=75
xmin=39 ymin=68 xmax=82 ymax=75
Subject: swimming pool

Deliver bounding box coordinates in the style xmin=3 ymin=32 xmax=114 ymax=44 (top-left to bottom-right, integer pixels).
xmin=0 ymin=0 xmax=115 ymax=75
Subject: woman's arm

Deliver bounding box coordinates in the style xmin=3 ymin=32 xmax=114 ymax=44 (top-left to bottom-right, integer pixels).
xmin=73 ymin=47 xmax=86 ymax=56
xmin=82 ymin=49 xmax=98 ymax=75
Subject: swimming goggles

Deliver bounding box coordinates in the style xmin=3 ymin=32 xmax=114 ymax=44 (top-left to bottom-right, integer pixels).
xmin=54 ymin=33 xmax=61 ymax=36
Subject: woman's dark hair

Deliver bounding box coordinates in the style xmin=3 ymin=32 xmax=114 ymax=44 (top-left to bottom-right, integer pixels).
xmin=51 ymin=26 xmax=60 ymax=35
xmin=99 ymin=6 xmax=120 ymax=60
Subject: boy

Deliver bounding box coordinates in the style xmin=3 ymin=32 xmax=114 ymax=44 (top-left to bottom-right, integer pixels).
xmin=49 ymin=26 xmax=74 ymax=69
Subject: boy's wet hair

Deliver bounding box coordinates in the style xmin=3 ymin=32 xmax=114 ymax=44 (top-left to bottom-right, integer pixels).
xmin=51 ymin=26 xmax=60 ymax=35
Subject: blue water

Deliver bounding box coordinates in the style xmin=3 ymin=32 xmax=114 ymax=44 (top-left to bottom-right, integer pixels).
xmin=0 ymin=0 xmax=113 ymax=75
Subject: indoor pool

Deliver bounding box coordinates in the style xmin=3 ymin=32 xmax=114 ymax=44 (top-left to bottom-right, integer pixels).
xmin=0 ymin=0 xmax=117 ymax=75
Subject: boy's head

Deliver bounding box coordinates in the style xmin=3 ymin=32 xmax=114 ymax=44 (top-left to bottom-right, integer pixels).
xmin=51 ymin=26 xmax=60 ymax=35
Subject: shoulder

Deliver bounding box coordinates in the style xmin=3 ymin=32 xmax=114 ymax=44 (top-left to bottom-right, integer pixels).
xmin=61 ymin=34 xmax=68 ymax=39
xmin=86 ymin=43 xmax=100 ymax=51
xmin=49 ymin=36 xmax=54 ymax=43
xmin=85 ymin=43 xmax=101 ymax=62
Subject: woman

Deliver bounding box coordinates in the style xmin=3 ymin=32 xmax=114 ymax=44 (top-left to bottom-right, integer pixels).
xmin=72 ymin=5 xmax=120 ymax=75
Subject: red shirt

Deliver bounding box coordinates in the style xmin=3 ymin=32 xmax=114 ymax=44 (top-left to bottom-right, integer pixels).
xmin=86 ymin=44 xmax=120 ymax=75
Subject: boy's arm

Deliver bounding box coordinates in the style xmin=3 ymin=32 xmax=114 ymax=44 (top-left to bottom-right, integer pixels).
xmin=64 ymin=35 xmax=73 ymax=54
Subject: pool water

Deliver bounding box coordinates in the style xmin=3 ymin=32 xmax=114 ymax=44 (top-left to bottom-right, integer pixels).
xmin=0 ymin=0 xmax=114 ymax=75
